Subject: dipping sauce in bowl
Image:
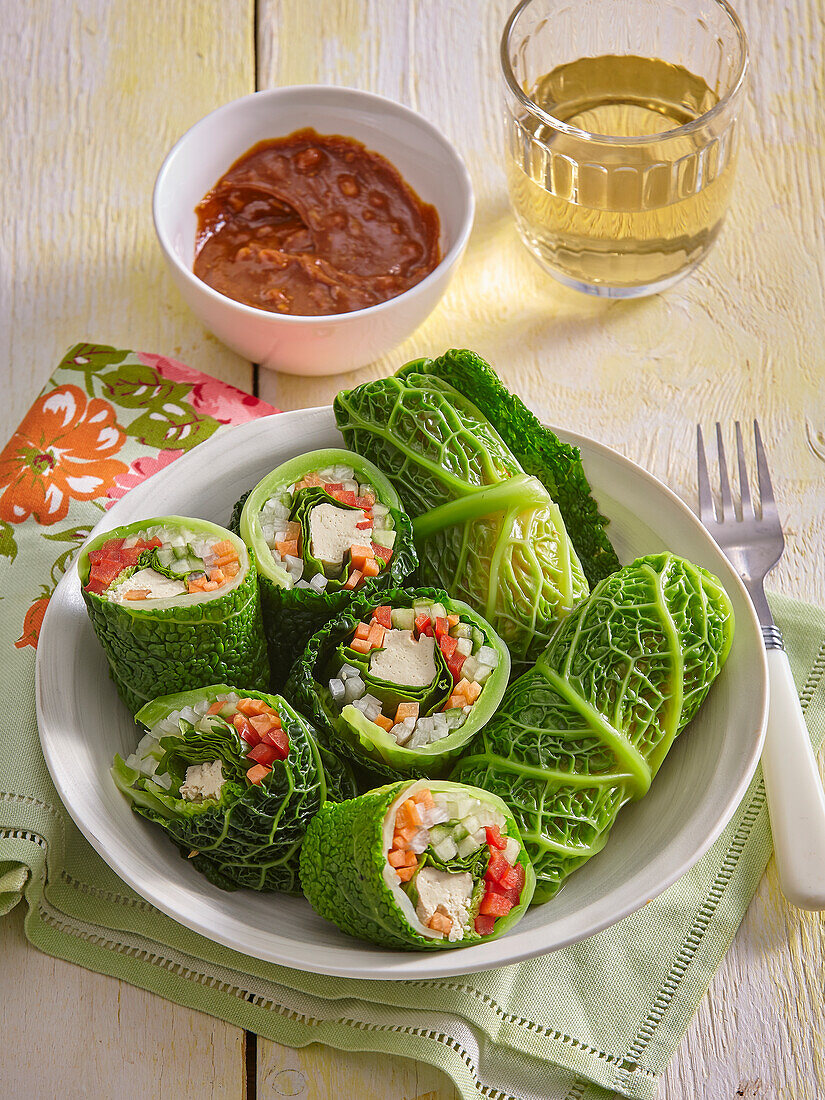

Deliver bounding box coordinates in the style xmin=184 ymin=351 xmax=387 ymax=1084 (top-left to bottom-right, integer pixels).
xmin=193 ymin=128 xmax=441 ymax=316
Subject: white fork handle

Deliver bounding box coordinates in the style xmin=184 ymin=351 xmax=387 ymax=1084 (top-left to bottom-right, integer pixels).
xmin=761 ymin=649 xmax=825 ymax=910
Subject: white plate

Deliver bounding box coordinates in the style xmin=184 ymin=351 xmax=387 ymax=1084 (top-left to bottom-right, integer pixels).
xmin=36 ymin=408 xmax=768 ymax=979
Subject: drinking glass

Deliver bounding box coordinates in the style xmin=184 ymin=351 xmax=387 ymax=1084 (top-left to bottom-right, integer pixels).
xmin=501 ymin=0 xmax=749 ymax=297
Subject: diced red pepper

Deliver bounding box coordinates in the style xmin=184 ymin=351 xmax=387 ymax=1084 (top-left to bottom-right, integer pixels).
xmin=487 ymin=862 xmax=526 ymax=904
xmin=323 ymin=482 xmax=343 ymax=493
xmin=246 ymin=763 xmax=271 ymax=786
xmin=356 ymin=520 xmax=372 ymax=530
xmin=446 ymin=651 xmax=467 ymax=680
xmin=479 ymin=892 xmax=514 ymax=917
xmin=485 ymin=849 xmax=512 ymax=885
xmin=434 ymin=616 xmax=449 ymax=639
xmin=371 ymin=542 xmax=392 ymax=563
xmin=474 ymin=913 xmax=496 ymax=936
xmin=438 ymin=634 xmax=458 ymax=661
xmin=119 ymin=546 xmax=145 ymax=566
xmin=332 ymin=489 xmax=357 ymax=507
xmin=414 ymin=613 xmax=433 ymax=637
xmin=261 ymin=725 xmax=290 ymax=758
xmin=246 ymin=742 xmax=278 ymax=766
xmin=485 ymin=825 xmax=507 ymax=850
xmin=372 ymin=605 xmax=392 ymax=629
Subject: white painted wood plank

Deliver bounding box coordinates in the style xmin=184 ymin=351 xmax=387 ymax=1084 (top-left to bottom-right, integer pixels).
xmin=255 ymin=3 xmax=825 ymax=1099
xmin=0 ymin=0 xmax=256 ymax=447
xmin=0 ymin=905 xmax=246 ymax=1097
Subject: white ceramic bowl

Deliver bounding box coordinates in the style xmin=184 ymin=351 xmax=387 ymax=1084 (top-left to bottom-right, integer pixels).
xmin=36 ymin=409 xmax=768 ymax=980
xmin=153 ymin=87 xmax=474 ymax=376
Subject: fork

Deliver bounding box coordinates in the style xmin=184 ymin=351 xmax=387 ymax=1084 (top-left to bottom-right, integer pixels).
xmin=697 ymin=421 xmax=825 ymax=910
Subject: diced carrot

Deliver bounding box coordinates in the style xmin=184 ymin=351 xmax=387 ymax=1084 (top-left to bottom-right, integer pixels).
xmin=354 ymin=621 xmax=370 ymax=640
xmin=224 ymin=561 xmax=240 ymax=577
xmin=372 ymin=713 xmax=394 ymax=732
xmin=209 ymin=568 xmax=226 ymax=585
xmin=275 ymin=539 xmax=299 ymax=557
xmin=411 ymin=788 xmax=434 ymax=808
xmin=447 ymin=614 xmax=460 ymax=628
xmin=428 ymin=912 xmax=453 ymax=934
xmin=246 ymin=763 xmax=271 ymax=786
xmin=446 ymin=694 xmax=465 ymax=711
xmin=394 ymin=824 xmax=418 ymax=843
xmin=349 ymin=545 xmax=373 ymax=569
xmin=388 ymin=849 xmax=407 ymax=868
xmin=372 ymin=605 xmax=392 ymax=629
xmin=202 ymin=580 xmax=220 ymax=591
xmin=366 ymin=621 xmax=385 ymax=649
xmin=395 ymin=799 xmax=421 ymax=828
xmin=207 ymin=700 xmax=225 ymax=715
xmin=362 ymin=559 xmax=380 ymax=578
xmin=343 ymin=569 xmax=363 ymax=590
xmin=395 ymin=702 xmax=419 ymax=722
xmin=392 ymin=833 xmax=408 ymax=851
xmin=236 ymin=697 xmax=269 ymax=716
xmin=395 ymin=865 xmax=416 ymax=882
xmin=454 ymin=678 xmax=473 ymax=701
xmin=296 ymin=473 xmax=323 ymax=489
xmin=464 ymin=681 xmax=482 ymax=704
xmin=124 ymin=589 xmax=150 ymax=600
xmin=212 ymin=552 xmax=239 ymax=568
xmin=349 ymin=638 xmax=371 ymax=654
xmin=212 ymin=540 xmax=235 ymax=556
xmin=249 ymin=713 xmax=279 ymax=735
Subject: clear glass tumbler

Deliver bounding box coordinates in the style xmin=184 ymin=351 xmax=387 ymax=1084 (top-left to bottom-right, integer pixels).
xmin=501 ymin=0 xmax=749 ymax=297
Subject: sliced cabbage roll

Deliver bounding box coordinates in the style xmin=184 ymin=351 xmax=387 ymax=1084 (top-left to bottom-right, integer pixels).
xmin=287 ymin=588 xmax=510 ymax=780
xmin=300 ymin=778 xmax=535 ymax=949
xmin=112 ymin=684 xmax=354 ymax=891
xmin=452 ymin=552 xmax=735 ymax=903
xmin=334 ymin=367 xmax=590 ymax=670
xmin=79 ymin=517 xmax=269 ymax=712
xmin=232 ymin=448 xmax=417 ymax=683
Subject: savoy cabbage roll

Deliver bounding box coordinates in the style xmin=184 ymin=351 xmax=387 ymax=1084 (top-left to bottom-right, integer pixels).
xmin=79 ymin=517 xmax=269 ymax=713
xmin=452 ymin=552 xmax=735 ymax=903
xmin=334 ymin=364 xmax=591 ymax=669
xmin=287 ymin=588 xmax=510 ymax=780
xmin=300 ymin=778 xmax=536 ymax=949
xmin=112 ymin=684 xmax=354 ymax=891
xmin=232 ymin=448 xmax=417 ymax=682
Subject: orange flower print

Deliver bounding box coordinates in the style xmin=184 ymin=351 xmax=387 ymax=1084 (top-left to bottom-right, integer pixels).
xmin=0 ymin=385 xmax=129 ymax=525
xmin=15 ymin=594 xmax=50 ymax=650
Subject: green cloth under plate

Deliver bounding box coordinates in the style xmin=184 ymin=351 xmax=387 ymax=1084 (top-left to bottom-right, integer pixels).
xmin=2 ymin=344 xmax=824 ymax=1100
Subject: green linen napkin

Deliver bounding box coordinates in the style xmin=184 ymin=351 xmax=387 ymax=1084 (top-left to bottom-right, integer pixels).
xmin=2 ymin=345 xmax=824 ymax=1100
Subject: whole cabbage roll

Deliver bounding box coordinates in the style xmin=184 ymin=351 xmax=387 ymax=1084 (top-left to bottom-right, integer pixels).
xmin=452 ymin=552 xmax=734 ymax=903
xmin=286 ymin=588 xmax=510 ymax=780
xmin=334 ymin=366 xmax=590 ymax=670
xmin=300 ymin=778 xmax=536 ymax=949
xmin=231 ymin=448 xmax=417 ymax=683
xmin=112 ymin=684 xmax=355 ymax=892
xmin=79 ymin=516 xmax=269 ymax=712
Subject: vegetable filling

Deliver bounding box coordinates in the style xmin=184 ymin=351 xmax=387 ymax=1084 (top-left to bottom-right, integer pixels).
xmin=386 ymin=787 xmax=526 ymax=940
xmin=327 ymin=600 xmax=500 ymax=749
xmin=86 ymin=525 xmax=242 ymax=601
xmin=257 ymin=464 xmax=396 ymax=592
xmin=125 ymin=691 xmax=291 ymax=794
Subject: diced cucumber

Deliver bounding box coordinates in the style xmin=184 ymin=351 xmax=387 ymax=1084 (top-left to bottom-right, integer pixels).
xmin=463 ymin=814 xmax=480 ymax=837
xmin=457 ymin=833 xmax=482 ymax=858
xmin=451 ymin=821 xmax=469 ymax=842
xmin=471 ymin=626 xmax=485 ymax=653
xmin=428 ymin=823 xmax=452 ymax=845
xmin=475 ymin=645 xmax=499 ymax=668
xmin=372 ymin=528 xmax=396 ymax=548
xmin=455 ymin=637 xmax=473 ymax=657
xmin=461 ymin=655 xmax=478 ymax=682
xmin=432 ymin=836 xmax=458 ymax=861
xmin=413 ymin=600 xmax=433 ymax=619
xmin=474 ymin=663 xmax=494 ymax=684
xmin=391 ymin=607 xmax=415 ymax=631
xmin=445 ymin=708 xmax=466 ymax=729
xmin=450 ymin=623 xmax=472 ymax=639
xmin=172 ymin=541 xmax=188 ymax=559
xmin=430 ymin=602 xmax=447 ymax=622
xmin=156 ymin=547 xmax=175 ymax=567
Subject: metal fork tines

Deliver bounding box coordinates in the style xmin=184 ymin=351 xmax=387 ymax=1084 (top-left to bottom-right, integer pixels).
xmin=696 ymin=420 xmax=785 ymax=648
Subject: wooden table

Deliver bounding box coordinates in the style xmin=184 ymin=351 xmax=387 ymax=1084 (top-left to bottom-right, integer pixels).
xmin=2 ymin=2 xmax=823 ymax=1097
